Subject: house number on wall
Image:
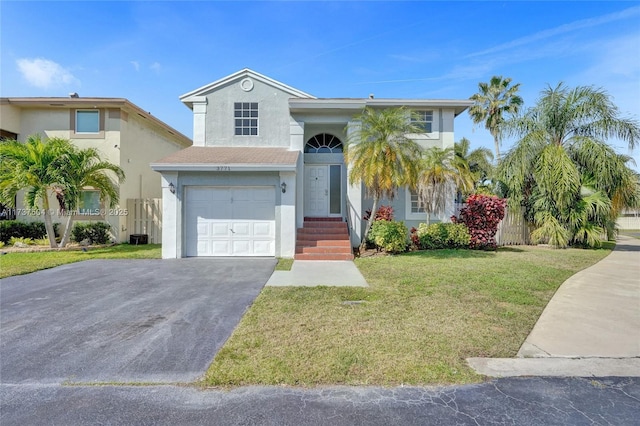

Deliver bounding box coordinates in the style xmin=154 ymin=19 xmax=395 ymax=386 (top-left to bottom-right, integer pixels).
xmin=216 ymin=166 xmax=231 ymax=171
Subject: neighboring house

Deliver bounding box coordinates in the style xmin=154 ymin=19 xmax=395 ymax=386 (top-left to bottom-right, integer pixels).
xmin=151 ymin=68 xmax=472 ymax=259
xmin=0 ymin=96 xmax=192 ymax=242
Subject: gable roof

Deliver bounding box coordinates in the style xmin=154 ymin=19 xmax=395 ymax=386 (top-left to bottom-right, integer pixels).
xmin=1 ymin=97 xmax=192 ymax=147
xmin=180 ymin=68 xmax=315 ymax=109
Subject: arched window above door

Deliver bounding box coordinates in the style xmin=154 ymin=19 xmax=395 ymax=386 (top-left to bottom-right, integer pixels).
xmin=304 ymin=133 xmax=343 ymax=153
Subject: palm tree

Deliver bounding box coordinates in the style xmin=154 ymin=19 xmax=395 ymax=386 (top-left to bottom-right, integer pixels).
xmin=0 ymin=135 xmax=72 ymax=247
xmin=498 ymin=83 xmax=640 ymax=247
xmin=469 ymin=76 xmax=523 ymax=161
xmin=345 ymin=107 xmax=423 ymax=250
xmin=56 ymin=146 xmax=125 ymax=247
xmin=417 ymin=146 xmax=474 ymax=224
xmin=454 ymin=137 xmax=494 ymax=193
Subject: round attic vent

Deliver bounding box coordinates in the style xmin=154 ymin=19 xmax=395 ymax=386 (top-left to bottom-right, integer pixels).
xmin=240 ymin=78 xmax=254 ymax=92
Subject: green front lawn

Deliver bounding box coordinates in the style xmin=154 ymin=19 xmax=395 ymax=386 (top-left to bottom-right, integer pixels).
xmin=0 ymin=244 xmax=161 ymax=278
xmin=204 ymin=243 xmax=613 ymax=387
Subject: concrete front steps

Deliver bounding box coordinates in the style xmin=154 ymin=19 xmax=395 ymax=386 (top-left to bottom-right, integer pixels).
xmin=295 ymin=218 xmax=354 ymax=261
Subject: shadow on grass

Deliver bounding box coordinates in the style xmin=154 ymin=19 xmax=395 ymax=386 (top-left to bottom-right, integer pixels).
xmin=398 ymin=249 xmax=496 ymax=259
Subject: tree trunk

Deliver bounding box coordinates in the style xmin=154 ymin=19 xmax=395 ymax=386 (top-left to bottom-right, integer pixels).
xmin=359 ymin=196 xmax=379 ymax=253
xmin=58 ymin=213 xmax=74 ymax=248
xmin=493 ymin=133 xmax=501 ymax=162
xmin=41 ymin=195 xmax=57 ymax=248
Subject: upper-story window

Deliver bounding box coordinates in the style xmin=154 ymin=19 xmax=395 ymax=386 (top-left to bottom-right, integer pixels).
xmin=234 ymin=102 xmax=258 ymax=136
xmin=304 ymin=133 xmax=343 ymax=153
xmin=411 ymin=110 xmax=433 ymax=133
xmin=76 ymin=110 xmax=100 ymax=133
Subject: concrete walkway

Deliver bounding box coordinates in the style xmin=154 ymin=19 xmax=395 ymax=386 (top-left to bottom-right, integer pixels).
xmin=469 ymin=235 xmax=640 ymax=377
xmin=266 ymin=260 xmax=368 ymax=287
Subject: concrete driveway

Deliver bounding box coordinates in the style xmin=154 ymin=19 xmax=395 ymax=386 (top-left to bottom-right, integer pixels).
xmin=0 ymin=258 xmax=276 ymax=384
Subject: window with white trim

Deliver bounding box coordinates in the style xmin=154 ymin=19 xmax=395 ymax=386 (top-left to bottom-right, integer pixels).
xmin=409 ymin=189 xmax=425 ymax=214
xmin=76 ymin=110 xmax=100 ymax=133
xmin=78 ymin=190 xmax=101 ymax=215
xmin=234 ymin=102 xmax=258 ymax=135
xmin=411 ymin=110 xmax=433 ymax=133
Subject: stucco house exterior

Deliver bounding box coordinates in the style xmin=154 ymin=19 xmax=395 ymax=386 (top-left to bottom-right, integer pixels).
xmin=0 ymin=97 xmax=192 ymax=242
xmin=151 ymin=69 xmax=472 ymax=259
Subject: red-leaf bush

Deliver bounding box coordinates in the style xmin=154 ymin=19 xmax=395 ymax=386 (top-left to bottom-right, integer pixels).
xmin=363 ymin=205 xmax=394 ymax=222
xmin=452 ymin=194 xmax=506 ymax=250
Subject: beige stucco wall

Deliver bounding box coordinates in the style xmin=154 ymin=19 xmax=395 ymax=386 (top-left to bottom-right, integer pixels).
xmin=120 ymin=112 xmax=190 ymax=200
xmin=0 ymin=103 xmax=22 ymax=133
xmin=7 ymin=105 xmax=189 ymax=243
xmin=203 ymin=78 xmax=293 ymax=148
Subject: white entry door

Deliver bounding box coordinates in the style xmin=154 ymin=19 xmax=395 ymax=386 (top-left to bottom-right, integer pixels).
xmin=306 ymin=165 xmax=328 ymax=217
xmin=185 ymin=186 xmax=275 ymax=257
xmin=305 ymin=164 xmax=342 ymax=217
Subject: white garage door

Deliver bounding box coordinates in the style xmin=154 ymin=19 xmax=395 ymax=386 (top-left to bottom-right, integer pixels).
xmin=186 ymin=186 xmax=276 ymax=257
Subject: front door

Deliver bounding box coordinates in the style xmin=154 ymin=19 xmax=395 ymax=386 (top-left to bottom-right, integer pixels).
xmin=305 ymin=164 xmax=342 ymax=217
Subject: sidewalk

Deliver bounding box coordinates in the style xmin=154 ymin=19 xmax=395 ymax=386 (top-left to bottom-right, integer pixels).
xmin=266 ymin=260 xmax=368 ymax=287
xmin=469 ymin=235 xmax=640 ymax=377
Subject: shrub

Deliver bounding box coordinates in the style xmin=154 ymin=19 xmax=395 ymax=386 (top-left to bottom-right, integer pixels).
xmin=416 ymin=223 xmax=470 ymax=249
xmin=368 ymin=220 xmax=408 ymax=253
xmin=71 ymin=222 xmax=112 ymax=245
xmin=363 ymin=205 xmax=394 ymax=221
xmin=9 ymin=236 xmax=34 ymax=246
xmin=0 ymin=221 xmax=59 ymax=244
xmin=452 ymin=194 xmax=506 ymax=250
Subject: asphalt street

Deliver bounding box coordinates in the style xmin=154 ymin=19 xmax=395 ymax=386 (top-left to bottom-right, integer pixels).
xmin=1 ymin=377 xmax=638 ymax=425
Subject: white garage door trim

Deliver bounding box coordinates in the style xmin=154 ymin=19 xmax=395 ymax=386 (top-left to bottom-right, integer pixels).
xmin=185 ymin=186 xmax=276 ymax=257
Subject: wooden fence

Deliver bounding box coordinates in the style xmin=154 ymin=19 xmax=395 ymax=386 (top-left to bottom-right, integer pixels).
xmin=126 ymin=198 xmax=162 ymax=244
xmin=496 ymin=209 xmax=530 ymax=246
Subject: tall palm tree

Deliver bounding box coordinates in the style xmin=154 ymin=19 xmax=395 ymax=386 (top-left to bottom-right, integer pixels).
xmin=56 ymin=146 xmax=125 ymax=247
xmin=498 ymin=83 xmax=640 ymax=247
xmin=345 ymin=107 xmax=423 ymax=250
xmin=0 ymin=135 xmax=72 ymax=247
xmin=454 ymin=137 xmax=494 ymax=193
xmin=417 ymin=146 xmax=474 ymax=224
xmin=469 ymin=76 xmax=523 ymax=161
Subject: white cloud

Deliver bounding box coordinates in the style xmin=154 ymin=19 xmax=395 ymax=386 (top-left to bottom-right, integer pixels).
xmin=131 ymin=61 xmax=140 ymax=71
xmin=16 ymin=58 xmax=79 ymax=89
xmin=150 ymin=62 xmax=161 ymax=73
xmin=466 ymin=5 xmax=640 ymax=59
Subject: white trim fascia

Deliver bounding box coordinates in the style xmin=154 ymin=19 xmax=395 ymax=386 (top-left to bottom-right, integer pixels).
xmin=151 ymin=163 xmax=298 ymax=172
xmin=290 ymin=98 xmax=474 ymax=116
xmin=180 ymin=68 xmax=315 ymax=105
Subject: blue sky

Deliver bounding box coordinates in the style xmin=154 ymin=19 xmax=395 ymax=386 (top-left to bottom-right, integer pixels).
xmin=2 ymin=1 xmax=639 ymax=167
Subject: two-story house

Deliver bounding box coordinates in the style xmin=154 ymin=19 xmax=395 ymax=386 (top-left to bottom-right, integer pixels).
xmin=0 ymin=97 xmax=192 ymax=242
xmin=151 ymin=69 xmax=472 ymax=259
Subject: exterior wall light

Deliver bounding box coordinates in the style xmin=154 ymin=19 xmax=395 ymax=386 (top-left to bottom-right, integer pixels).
xmin=281 ymin=182 xmax=287 ymax=193
xmin=169 ymin=182 xmax=176 ymax=194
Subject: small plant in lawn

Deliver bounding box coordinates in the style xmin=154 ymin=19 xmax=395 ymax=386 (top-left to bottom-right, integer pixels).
xmin=368 ymin=220 xmax=408 ymax=253
xmin=453 ymin=194 xmax=506 ymax=250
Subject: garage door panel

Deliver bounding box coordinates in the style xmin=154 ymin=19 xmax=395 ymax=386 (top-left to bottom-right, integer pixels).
xmin=253 ymin=222 xmax=274 ymax=237
xmin=211 ymin=222 xmax=230 ymax=237
xmin=232 ymin=222 xmax=251 ymax=237
xmin=186 ymin=186 xmax=275 ymax=257
xmin=253 ymin=240 xmax=274 ymax=256
xmin=212 ymin=241 xmax=231 ymax=255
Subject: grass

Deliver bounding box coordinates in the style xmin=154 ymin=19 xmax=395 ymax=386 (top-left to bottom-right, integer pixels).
xmin=204 ymin=243 xmax=614 ymax=387
xmin=275 ymin=258 xmax=294 ymax=271
xmin=0 ymin=244 xmax=161 ymax=278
